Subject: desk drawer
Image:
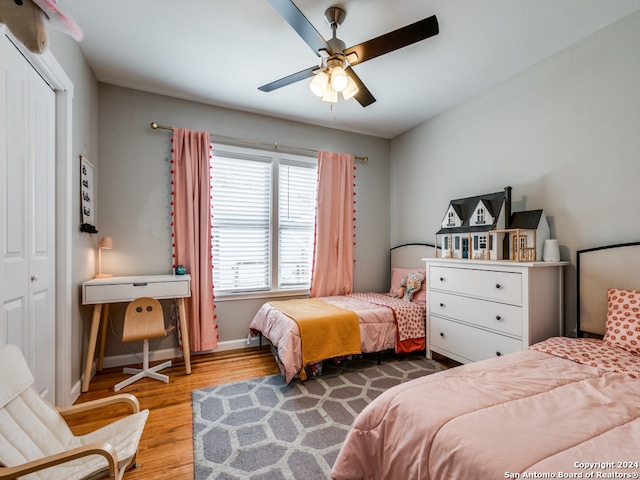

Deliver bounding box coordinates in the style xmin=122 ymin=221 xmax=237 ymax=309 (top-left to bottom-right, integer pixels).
xmin=429 ymin=290 xmax=522 ymax=337
xmin=83 ymin=279 xmax=190 ymax=304
xmin=429 ymin=316 xmax=522 ymax=363
xmin=429 ymin=265 xmax=522 ymax=305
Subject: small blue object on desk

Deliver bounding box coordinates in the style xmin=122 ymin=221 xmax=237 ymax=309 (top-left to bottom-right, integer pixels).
xmin=175 ymin=265 xmax=186 ymax=275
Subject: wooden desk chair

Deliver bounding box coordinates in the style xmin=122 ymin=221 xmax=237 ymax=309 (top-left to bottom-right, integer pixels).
xmin=0 ymin=344 xmax=148 ymax=480
xmin=114 ymin=297 xmax=172 ymax=392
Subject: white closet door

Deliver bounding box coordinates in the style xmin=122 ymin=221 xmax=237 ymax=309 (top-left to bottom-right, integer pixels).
xmin=1 ymin=35 xmax=56 ymax=403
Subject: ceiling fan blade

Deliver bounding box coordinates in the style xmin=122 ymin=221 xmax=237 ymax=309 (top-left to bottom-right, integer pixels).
xmin=258 ymin=66 xmax=317 ymax=92
xmin=267 ymin=0 xmax=334 ymax=56
xmin=345 ymin=66 xmax=376 ymax=107
xmin=344 ymin=15 xmax=439 ymax=66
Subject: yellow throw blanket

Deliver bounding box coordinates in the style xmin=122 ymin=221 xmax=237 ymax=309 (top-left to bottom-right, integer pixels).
xmin=270 ymin=298 xmax=361 ymax=380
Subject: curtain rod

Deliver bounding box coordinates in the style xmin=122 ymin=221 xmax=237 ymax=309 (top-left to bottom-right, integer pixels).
xmin=150 ymin=122 xmax=368 ymax=162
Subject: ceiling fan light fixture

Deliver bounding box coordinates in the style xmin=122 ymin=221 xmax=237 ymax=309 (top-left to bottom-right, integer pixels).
xmin=309 ymin=71 xmax=329 ymax=97
xmin=321 ymin=83 xmax=338 ymax=103
xmin=261 ymin=2 xmax=440 ymax=108
xmin=341 ymin=75 xmax=359 ymax=100
xmin=330 ymin=65 xmax=348 ymax=92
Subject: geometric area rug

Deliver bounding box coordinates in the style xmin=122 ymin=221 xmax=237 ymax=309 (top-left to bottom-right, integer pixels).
xmin=192 ymin=353 xmax=444 ymax=480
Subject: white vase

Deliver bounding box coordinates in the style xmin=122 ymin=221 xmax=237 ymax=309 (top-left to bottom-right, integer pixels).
xmin=543 ymin=239 xmax=560 ymax=262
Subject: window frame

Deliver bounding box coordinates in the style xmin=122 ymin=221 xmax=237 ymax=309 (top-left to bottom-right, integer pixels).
xmin=210 ymin=143 xmax=318 ymax=301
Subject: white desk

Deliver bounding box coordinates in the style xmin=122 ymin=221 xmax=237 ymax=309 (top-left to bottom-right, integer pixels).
xmin=81 ymin=274 xmax=192 ymax=392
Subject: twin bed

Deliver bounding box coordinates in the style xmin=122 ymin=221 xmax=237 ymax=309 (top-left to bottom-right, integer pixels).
xmin=331 ymin=241 xmax=640 ymax=479
xmin=249 ymin=243 xmax=436 ymax=383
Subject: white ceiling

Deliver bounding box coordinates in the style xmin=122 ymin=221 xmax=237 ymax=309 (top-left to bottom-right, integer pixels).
xmin=57 ymin=0 xmax=640 ymax=139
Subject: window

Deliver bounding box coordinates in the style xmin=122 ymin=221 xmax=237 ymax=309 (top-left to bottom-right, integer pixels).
xmin=210 ymin=145 xmax=317 ymax=294
xmin=447 ymin=211 xmax=455 ymax=226
xmin=477 ymin=208 xmax=485 ymax=224
xmin=479 ymin=235 xmax=487 ymax=249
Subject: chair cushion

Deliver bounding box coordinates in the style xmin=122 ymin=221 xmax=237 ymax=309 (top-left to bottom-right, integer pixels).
xmin=0 ymin=387 xmax=149 ymax=480
xmin=72 ymin=409 xmax=149 ymax=470
xmin=50 ymin=409 xmax=149 ymax=480
xmin=0 ymin=344 xmax=34 ymax=409
xmin=0 ymin=388 xmax=74 ymax=470
xmin=0 ymin=344 xmax=149 ymax=480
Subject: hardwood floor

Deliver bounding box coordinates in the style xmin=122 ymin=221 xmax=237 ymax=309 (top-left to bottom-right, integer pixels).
xmin=66 ymin=347 xmax=280 ymax=480
xmin=66 ymin=347 xmax=456 ymax=480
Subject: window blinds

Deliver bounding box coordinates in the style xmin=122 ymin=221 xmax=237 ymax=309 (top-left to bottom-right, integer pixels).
xmin=210 ymin=148 xmax=317 ymax=293
xmin=278 ymin=162 xmax=317 ymax=289
xmin=211 ymin=154 xmax=271 ymax=292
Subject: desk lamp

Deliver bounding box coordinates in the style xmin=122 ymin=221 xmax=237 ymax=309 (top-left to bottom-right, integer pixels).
xmin=94 ymin=236 xmax=113 ymax=279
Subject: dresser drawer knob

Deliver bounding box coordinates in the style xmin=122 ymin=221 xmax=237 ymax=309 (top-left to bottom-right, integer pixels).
xmin=439 ymin=303 xmax=444 ymax=308
xmin=495 ymin=283 xmax=501 ymax=289
xmin=133 ymin=282 xmax=148 ymax=286
xmin=439 ymin=277 xmax=445 ymax=282
xmin=496 ymin=315 xmax=502 ymax=321
xmin=496 ymin=351 xmax=502 ymax=357
xmin=440 ymin=332 xmax=445 ymax=337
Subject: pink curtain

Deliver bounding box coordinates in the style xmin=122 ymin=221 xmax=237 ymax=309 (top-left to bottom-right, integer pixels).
xmin=171 ymin=128 xmax=218 ymax=352
xmin=310 ymin=150 xmax=355 ymax=297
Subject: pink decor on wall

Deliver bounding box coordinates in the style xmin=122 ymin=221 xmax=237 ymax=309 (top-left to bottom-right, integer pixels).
xmin=310 ymin=150 xmax=355 ymax=297
xmin=171 ymin=128 xmax=218 ymax=352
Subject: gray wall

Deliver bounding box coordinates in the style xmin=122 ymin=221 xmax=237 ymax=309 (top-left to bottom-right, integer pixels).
xmin=46 ymin=8 xmax=640 ymax=386
xmin=390 ymin=11 xmax=640 ymax=335
xmin=47 ymin=31 xmax=99 ymax=391
xmin=96 ymin=84 xmax=391 ymax=355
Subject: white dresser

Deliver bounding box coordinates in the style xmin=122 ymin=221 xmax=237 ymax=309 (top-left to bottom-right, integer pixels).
xmin=425 ymin=258 xmax=568 ymax=364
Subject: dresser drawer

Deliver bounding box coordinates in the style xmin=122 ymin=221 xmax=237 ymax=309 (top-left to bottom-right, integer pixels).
xmin=429 ymin=265 xmax=522 ymax=305
xmin=429 ymin=290 xmax=522 ymax=337
xmin=83 ymin=278 xmax=190 ymax=304
xmin=429 ymin=316 xmax=522 ymax=363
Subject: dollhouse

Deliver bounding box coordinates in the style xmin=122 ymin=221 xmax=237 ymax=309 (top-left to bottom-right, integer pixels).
xmin=435 ymin=187 xmax=550 ymax=261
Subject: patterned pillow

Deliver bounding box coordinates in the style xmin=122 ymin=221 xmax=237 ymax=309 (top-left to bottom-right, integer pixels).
xmin=603 ymin=288 xmax=640 ymax=355
xmin=404 ymin=271 xmax=425 ymax=302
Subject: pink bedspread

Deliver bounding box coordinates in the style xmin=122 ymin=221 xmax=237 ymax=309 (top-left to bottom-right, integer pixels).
xmin=249 ymin=293 xmax=421 ymax=383
xmin=332 ymin=346 xmax=640 ymax=480
xmin=348 ymin=292 xmax=425 ymax=343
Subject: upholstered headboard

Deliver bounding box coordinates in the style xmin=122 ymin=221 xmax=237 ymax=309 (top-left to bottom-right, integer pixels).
xmin=390 ymin=243 xmax=438 ymax=269
xmin=577 ymin=241 xmax=640 ymax=336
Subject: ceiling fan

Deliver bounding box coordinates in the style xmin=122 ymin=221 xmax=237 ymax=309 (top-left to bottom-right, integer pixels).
xmin=258 ymin=0 xmax=439 ymax=107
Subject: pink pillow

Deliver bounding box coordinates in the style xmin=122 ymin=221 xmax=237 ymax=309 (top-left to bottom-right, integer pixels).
xmin=389 ymin=267 xmax=426 ymax=302
xmin=603 ymin=288 xmax=640 ymax=355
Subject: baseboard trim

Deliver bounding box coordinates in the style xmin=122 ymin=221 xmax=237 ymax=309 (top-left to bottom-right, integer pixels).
xmin=69 ymin=379 xmax=82 ymax=405
xmin=216 ymin=336 xmax=263 ymax=351
xmin=102 ymin=347 xmax=182 ymax=369
xmin=100 ymin=336 xmax=264 ymax=369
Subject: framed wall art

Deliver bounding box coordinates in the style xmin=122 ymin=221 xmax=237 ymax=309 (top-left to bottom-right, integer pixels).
xmin=79 ymin=155 xmax=97 ymax=233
